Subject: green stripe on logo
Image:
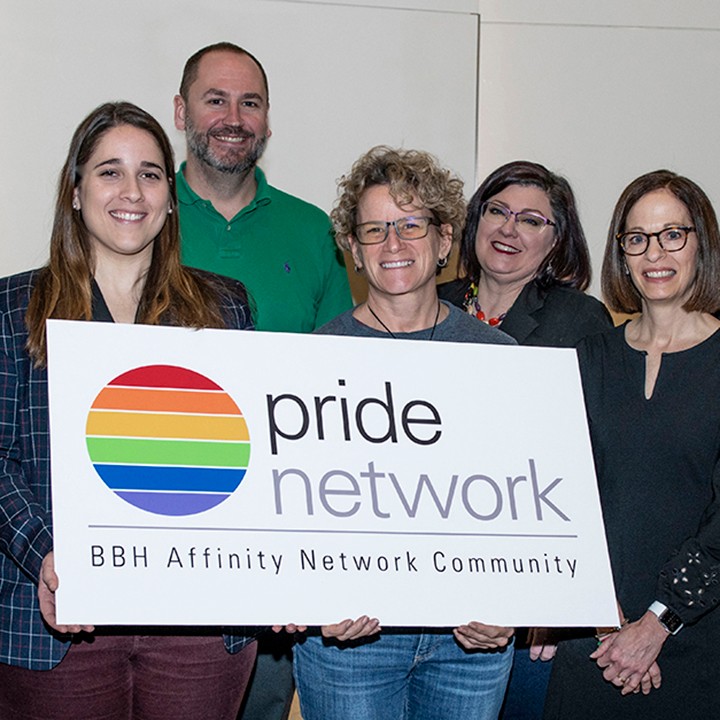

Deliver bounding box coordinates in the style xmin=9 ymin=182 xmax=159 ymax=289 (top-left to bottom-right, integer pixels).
xmin=86 ymin=437 xmax=251 ymax=467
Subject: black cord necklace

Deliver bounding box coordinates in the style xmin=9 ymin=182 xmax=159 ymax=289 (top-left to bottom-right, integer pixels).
xmin=366 ymin=301 xmax=441 ymax=340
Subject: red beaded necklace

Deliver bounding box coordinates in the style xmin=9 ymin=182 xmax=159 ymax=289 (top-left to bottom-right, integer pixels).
xmin=462 ymin=282 xmax=507 ymax=327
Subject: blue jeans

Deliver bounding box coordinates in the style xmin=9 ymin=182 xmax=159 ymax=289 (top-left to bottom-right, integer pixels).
xmin=294 ymin=630 xmax=513 ymax=720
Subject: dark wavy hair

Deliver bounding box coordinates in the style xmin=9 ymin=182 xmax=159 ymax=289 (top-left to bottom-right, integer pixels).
xmin=458 ymin=160 xmax=591 ymax=291
xmin=602 ymin=169 xmax=720 ymax=314
xmin=26 ymin=101 xmax=244 ymax=366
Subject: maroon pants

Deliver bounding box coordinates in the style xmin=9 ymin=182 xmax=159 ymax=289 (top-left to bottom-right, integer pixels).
xmin=0 ymin=632 xmax=257 ymax=720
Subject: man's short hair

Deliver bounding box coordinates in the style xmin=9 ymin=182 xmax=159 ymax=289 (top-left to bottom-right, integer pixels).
xmin=179 ymin=42 xmax=269 ymax=102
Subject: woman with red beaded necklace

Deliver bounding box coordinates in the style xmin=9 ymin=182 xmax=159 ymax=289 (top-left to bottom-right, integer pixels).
xmin=439 ymin=160 xmax=610 ymax=347
xmin=438 ymin=160 xmax=612 ymax=720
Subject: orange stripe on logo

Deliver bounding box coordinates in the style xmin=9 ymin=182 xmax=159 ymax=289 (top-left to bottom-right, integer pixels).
xmin=90 ymin=387 xmax=242 ymax=415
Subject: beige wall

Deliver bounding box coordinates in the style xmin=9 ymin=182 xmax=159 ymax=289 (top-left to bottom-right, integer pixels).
xmin=474 ymin=1 xmax=720 ymax=295
xmin=0 ymin=0 xmax=478 ymax=278
xmin=3 ymin=0 xmax=719 ymax=302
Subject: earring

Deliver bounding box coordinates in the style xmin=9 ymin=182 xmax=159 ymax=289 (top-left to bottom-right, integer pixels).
xmin=168 ymin=207 xmax=173 ymax=215
xmin=72 ymin=200 xmax=80 ymax=211
xmin=437 ymin=256 xmax=449 ymax=269
xmin=623 ymin=259 xmax=630 ymax=275
xmin=354 ymin=264 xmax=363 ymax=273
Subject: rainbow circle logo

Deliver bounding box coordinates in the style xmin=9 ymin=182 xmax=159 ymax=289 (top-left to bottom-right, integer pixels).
xmin=86 ymin=365 xmax=250 ymax=516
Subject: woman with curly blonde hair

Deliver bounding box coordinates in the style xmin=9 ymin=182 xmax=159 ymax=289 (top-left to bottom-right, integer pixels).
xmin=293 ymin=146 xmax=516 ymax=720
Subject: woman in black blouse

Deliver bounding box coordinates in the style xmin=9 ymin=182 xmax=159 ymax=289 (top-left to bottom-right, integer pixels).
xmin=545 ymin=170 xmax=720 ymax=718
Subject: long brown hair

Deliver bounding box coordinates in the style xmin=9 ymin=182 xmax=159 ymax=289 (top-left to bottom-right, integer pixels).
xmin=26 ymin=101 xmax=243 ymax=366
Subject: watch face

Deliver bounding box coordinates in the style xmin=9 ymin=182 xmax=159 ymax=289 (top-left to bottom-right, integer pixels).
xmin=660 ymin=609 xmax=683 ymax=634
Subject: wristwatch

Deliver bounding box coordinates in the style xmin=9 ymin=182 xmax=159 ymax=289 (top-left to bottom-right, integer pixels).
xmin=648 ymin=601 xmax=683 ymax=635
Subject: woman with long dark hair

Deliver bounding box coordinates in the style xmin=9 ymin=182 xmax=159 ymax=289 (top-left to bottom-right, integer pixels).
xmin=0 ymin=101 xmax=256 ymax=719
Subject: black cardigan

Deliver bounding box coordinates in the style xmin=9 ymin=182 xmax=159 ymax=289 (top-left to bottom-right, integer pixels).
xmin=437 ymin=278 xmax=612 ymax=348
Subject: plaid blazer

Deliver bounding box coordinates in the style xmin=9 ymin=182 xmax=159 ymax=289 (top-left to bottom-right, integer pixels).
xmin=0 ymin=269 xmax=255 ymax=669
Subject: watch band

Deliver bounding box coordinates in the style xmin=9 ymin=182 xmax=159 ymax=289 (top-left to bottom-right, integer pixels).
xmin=648 ymin=601 xmax=683 ymax=635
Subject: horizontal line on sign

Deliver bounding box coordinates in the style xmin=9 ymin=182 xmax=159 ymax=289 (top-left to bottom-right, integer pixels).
xmin=87 ymin=525 xmax=578 ymax=539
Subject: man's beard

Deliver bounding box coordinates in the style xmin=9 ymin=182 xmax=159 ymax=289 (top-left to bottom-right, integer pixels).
xmin=185 ymin=115 xmax=267 ymax=175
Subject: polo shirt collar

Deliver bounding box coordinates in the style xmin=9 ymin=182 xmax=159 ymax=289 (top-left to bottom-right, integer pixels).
xmin=175 ymin=163 xmax=272 ymax=217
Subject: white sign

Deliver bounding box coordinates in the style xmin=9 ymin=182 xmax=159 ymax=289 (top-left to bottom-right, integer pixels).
xmin=47 ymin=320 xmax=618 ymax=628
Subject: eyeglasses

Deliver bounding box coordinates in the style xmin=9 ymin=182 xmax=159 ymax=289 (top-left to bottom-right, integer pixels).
xmin=616 ymin=226 xmax=695 ymax=256
xmin=354 ymin=216 xmax=440 ymax=245
xmin=480 ymin=201 xmax=556 ymax=235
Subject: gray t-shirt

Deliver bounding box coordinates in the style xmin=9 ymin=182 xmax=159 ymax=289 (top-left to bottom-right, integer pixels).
xmin=316 ymin=301 xmax=517 ymax=345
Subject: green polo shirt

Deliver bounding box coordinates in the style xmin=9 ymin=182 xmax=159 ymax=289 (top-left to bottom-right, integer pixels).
xmin=177 ymin=164 xmax=352 ymax=332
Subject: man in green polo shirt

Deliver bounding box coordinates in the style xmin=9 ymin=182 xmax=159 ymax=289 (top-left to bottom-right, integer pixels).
xmin=174 ymin=42 xmax=352 ymax=333
xmin=173 ymin=41 xmax=352 ymax=720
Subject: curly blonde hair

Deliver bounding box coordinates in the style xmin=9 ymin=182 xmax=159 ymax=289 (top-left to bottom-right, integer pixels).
xmin=331 ymin=146 xmax=466 ymax=251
